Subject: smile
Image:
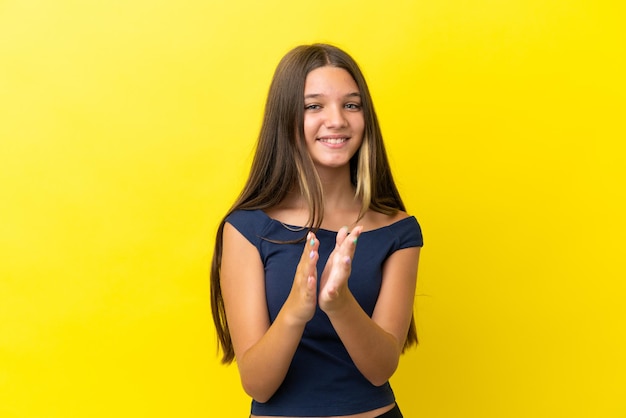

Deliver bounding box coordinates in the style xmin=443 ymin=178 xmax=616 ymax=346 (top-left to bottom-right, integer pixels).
xmin=318 ymin=137 xmax=348 ymax=144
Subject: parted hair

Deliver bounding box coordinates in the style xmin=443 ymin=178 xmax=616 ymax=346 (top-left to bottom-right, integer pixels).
xmin=210 ymin=43 xmax=417 ymax=364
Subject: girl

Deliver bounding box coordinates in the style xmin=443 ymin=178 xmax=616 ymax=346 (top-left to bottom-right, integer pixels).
xmin=211 ymin=43 xmax=423 ymax=418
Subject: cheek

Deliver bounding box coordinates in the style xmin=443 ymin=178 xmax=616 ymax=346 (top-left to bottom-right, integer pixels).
xmin=352 ymin=115 xmax=365 ymax=137
xmin=303 ymin=116 xmax=320 ymax=140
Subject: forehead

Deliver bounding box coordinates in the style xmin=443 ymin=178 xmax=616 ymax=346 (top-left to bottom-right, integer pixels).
xmin=304 ymin=66 xmax=359 ymax=95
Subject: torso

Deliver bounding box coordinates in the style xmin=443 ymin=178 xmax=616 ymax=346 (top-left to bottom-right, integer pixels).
xmin=237 ymin=203 xmax=414 ymax=418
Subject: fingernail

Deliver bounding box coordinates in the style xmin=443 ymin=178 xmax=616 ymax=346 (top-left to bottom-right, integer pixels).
xmin=344 ymin=256 xmax=351 ymax=265
xmin=310 ymin=251 xmax=315 ymax=259
xmin=310 ymin=238 xmax=315 ymax=246
xmin=352 ymin=237 xmax=358 ymax=244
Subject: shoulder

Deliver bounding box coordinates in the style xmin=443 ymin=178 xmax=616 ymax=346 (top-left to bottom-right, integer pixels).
xmin=362 ymin=210 xmax=423 ymax=249
xmin=225 ymin=209 xmax=273 ymax=247
xmin=226 ymin=208 xmax=265 ymax=224
xmin=226 ymin=208 xmax=309 ymax=245
xmin=226 ymin=209 xmax=278 ymax=230
xmin=361 ymin=209 xmax=409 ymax=231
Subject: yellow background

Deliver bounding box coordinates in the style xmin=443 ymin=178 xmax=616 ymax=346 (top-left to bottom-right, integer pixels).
xmin=1 ymin=1 xmax=624 ymax=417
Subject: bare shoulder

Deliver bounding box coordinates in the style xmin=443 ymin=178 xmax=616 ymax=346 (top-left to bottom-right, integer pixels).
xmin=361 ymin=209 xmax=410 ymax=232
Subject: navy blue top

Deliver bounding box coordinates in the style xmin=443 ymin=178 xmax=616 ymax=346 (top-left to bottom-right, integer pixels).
xmin=225 ymin=209 xmax=423 ymax=417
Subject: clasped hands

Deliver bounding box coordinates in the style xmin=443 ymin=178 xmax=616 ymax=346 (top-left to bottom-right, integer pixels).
xmin=286 ymin=225 xmax=363 ymax=324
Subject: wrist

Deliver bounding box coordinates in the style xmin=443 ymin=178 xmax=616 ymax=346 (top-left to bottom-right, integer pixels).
xmin=279 ymin=304 xmax=312 ymax=329
xmin=320 ymin=288 xmax=355 ymax=317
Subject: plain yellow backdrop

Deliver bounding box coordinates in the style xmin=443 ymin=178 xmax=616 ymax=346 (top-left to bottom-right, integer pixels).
xmin=1 ymin=1 xmax=624 ymax=417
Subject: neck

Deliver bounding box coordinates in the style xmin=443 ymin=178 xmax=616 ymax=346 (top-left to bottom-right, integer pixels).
xmin=276 ymin=165 xmax=361 ymax=228
xmin=315 ymin=164 xmax=359 ymax=212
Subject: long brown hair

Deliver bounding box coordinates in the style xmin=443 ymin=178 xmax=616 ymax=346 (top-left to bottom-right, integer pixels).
xmin=211 ymin=43 xmax=417 ymax=364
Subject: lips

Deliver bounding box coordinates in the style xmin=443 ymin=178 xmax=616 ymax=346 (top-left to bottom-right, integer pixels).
xmin=318 ymin=136 xmax=349 ymax=144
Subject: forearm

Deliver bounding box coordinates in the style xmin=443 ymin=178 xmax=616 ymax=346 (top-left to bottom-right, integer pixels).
xmin=326 ymin=292 xmax=401 ymax=386
xmin=237 ymin=311 xmax=306 ymax=403
xmin=224 ymin=228 xmax=320 ymax=403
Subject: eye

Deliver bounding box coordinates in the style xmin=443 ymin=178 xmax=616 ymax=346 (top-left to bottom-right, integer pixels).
xmin=345 ymin=103 xmax=362 ymax=110
xmin=305 ymin=104 xmax=321 ymax=111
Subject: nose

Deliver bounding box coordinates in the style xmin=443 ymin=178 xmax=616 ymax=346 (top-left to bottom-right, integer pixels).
xmin=324 ymin=105 xmax=348 ymax=129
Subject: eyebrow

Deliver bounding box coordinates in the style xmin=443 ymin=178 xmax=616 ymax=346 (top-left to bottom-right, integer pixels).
xmin=304 ymin=92 xmax=361 ymax=99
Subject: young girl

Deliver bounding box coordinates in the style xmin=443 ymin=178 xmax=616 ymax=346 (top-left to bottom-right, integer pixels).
xmin=211 ymin=43 xmax=423 ymax=418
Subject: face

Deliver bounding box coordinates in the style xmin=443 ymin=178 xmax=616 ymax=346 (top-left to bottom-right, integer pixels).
xmin=302 ymin=66 xmax=364 ymax=171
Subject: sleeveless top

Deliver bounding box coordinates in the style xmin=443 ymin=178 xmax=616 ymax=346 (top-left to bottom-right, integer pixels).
xmin=225 ymin=209 xmax=423 ymax=417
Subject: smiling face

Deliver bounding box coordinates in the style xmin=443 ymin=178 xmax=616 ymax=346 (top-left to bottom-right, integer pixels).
xmin=303 ymin=66 xmax=365 ymax=172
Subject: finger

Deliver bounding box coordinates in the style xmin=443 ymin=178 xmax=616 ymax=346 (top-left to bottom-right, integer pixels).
xmin=328 ymin=251 xmax=352 ymax=280
xmin=320 ymin=251 xmax=351 ymax=301
xmin=341 ymin=226 xmax=363 ymax=255
xmin=338 ymin=251 xmax=353 ymax=273
xmin=300 ymin=232 xmax=319 ymax=259
xmin=299 ymin=232 xmax=319 ymax=277
xmin=335 ymin=226 xmax=349 ymax=248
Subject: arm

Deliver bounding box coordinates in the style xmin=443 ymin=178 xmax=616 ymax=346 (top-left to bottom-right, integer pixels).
xmin=220 ymin=223 xmax=320 ymax=402
xmin=319 ymin=227 xmax=421 ymax=386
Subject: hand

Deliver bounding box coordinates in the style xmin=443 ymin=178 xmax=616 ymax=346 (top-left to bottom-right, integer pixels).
xmin=283 ymin=232 xmax=319 ymax=325
xmin=318 ymin=226 xmax=362 ymax=313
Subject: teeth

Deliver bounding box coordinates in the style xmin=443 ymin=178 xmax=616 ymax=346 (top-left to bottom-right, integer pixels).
xmin=320 ymin=138 xmax=347 ymax=144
